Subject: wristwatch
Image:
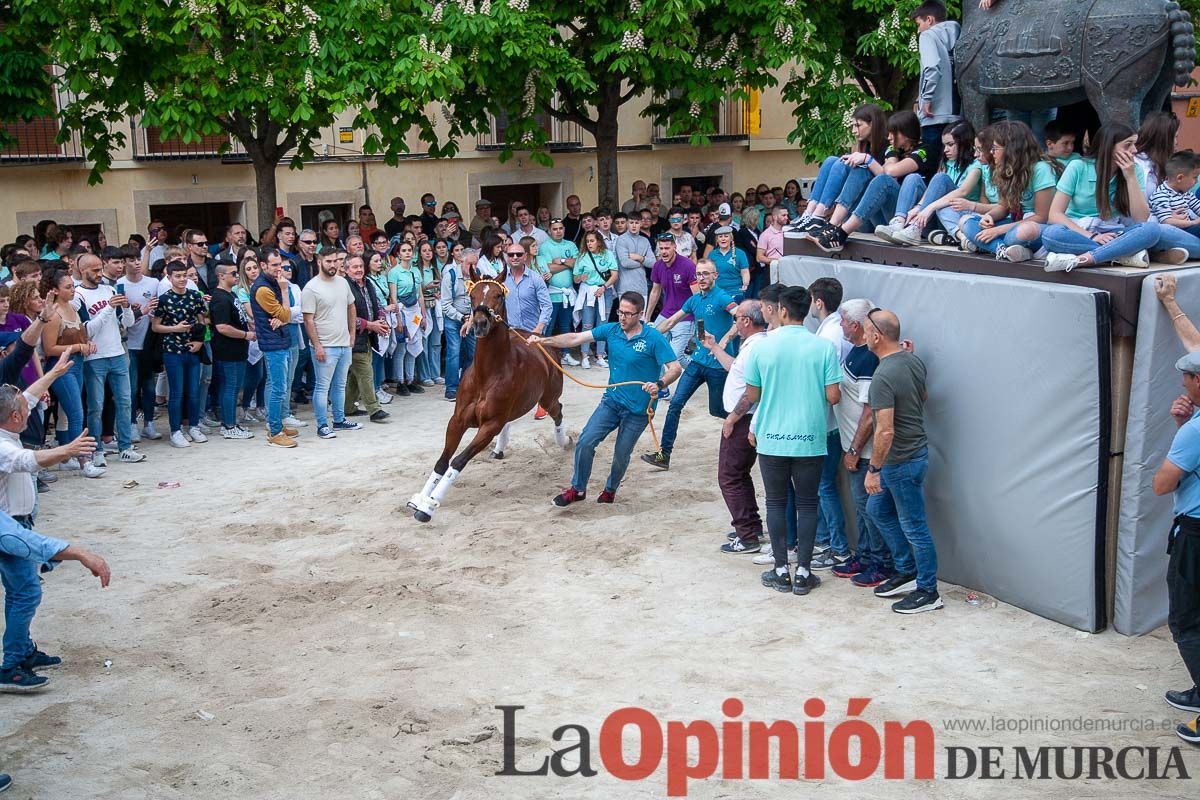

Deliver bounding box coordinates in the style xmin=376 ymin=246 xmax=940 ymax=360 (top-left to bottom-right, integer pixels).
xmin=847 ymin=446 xmax=859 ymax=457
xmin=655 ymin=379 xmax=666 ymax=390
xmin=867 ymin=464 xmax=881 ymax=474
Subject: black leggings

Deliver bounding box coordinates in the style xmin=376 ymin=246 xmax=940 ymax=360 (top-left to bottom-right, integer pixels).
xmin=759 ymin=453 xmax=823 ymax=570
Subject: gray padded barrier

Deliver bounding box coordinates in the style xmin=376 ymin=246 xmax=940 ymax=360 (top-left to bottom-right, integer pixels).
xmin=1114 ymin=272 xmax=1200 ymax=635
xmin=777 ymin=256 xmax=1109 ymax=631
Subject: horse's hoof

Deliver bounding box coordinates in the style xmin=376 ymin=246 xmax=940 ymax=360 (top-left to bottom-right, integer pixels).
xmin=492 ymin=450 xmax=505 ymax=460
xmin=414 ymin=510 xmax=432 ymax=523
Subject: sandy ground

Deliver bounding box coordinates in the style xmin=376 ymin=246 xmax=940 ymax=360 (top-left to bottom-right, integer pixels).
xmin=0 ymin=375 xmax=1196 ymax=799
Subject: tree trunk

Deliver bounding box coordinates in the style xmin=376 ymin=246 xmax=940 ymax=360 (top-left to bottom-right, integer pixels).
xmin=251 ymin=155 xmax=280 ymax=236
xmin=593 ymin=82 xmax=621 ymax=212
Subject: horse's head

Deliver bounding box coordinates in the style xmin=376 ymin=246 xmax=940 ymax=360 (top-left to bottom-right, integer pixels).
xmin=468 ymin=266 xmax=508 ymax=338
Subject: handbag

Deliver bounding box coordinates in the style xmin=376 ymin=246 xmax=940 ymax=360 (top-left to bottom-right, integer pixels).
xmin=589 ymin=252 xmax=612 ymax=281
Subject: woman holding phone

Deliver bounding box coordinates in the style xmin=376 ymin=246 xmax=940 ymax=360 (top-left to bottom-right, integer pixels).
xmin=40 ymin=270 xmax=100 ymax=477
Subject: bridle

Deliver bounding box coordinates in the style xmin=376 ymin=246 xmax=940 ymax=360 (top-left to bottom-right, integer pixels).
xmin=467 ymin=279 xmax=509 ymax=326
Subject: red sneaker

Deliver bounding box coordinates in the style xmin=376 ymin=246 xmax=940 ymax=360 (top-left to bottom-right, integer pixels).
xmin=534 ymin=406 xmax=548 ymax=420
xmin=597 ymin=489 xmax=615 ymax=504
xmin=553 ymin=487 xmax=585 ymax=507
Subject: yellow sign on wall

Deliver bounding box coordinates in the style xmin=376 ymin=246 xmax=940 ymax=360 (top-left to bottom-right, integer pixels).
xmin=339 ymin=127 xmax=354 ymax=143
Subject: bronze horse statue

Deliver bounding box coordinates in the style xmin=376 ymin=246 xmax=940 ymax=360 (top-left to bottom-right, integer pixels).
xmin=955 ymin=0 xmax=1195 ymax=132
xmin=408 ymin=268 xmax=571 ymax=523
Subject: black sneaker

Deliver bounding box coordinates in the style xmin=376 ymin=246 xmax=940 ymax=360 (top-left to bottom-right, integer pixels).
xmin=370 ymin=409 xmax=390 ymax=423
xmin=21 ymin=647 xmax=61 ymax=671
xmin=873 ymin=572 xmax=918 ymax=598
xmin=810 ymin=547 xmax=836 ymax=570
xmin=792 ymin=571 xmax=822 ymax=596
xmin=346 ymin=408 xmax=367 ymax=417
xmin=761 ymin=568 xmax=792 ymax=593
xmin=720 ymin=537 xmax=761 ymax=554
xmin=1178 ymin=716 xmax=1200 ymax=745
xmin=812 ymin=225 xmax=848 ymax=254
xmin=799 ymin=217 xmax=827 ymax=238
xmin=725 ymin=531 xmax=738 ymax=540
xmin=928 ymin=230 xmax=956 ymax=246
xmin=640 ymin=450 xmax=670 ymax=470
xmin=0 ymin=773 xmax=10 ymax=792
xmin=407 ymin=382 xmax=425 ymax=394
xmin=395 ymin=383 xmax=411 ymax=397
xmin=1167 ymin=686 xmax=1200 ymax=714
xmin=892 ymin=588 xmax=944 ymax=614
xmin=0 ymin=666 xmax=49 ymax=693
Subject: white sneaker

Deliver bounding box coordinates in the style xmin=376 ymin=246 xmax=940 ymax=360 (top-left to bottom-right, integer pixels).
xmin=141 ymin=422 xmax=162 ymax=440
xmin=581 ymin=355 xmax=591 ymax=370
xmin=434 ymin=377 xmax=445 ymax=385
xmin=222 ymin=426 xmax=255 ymax=440
xmin=282 ymin=415 xmax=309 ymax=428
xmin=562 ymin=353 xmax=581 ymax=367
xmin=101 ymin=440 xmax=119 ymax=454
xmin=376 ymin=389 xmax=393 ymax=406
xmin=421 ymin=379 xmax=435 ymax=387
xmin=997 ymin=244 xmax=1032 ymax=263
xmin=81 ymin=462 xmax=106 ymax=478
xmin=1114 ymin=249 xmax=1150 ymax=268
xmin=891 ymin=224 xmax=923 ymax=246
xmin=130 ymin=426 xmax=142 ymax=444
xmin=873 ymin=223 xmax=901 ymax=244
xmin=118 ymin=449 xmax=146 ymax=463
xmin=188 ymin=426 xmax=209 ymax=443
xmin=752 ymin=546 xmax=799 ymax=565
xmin=92 ymin=451 xmax=107 ymax=468
xmin=57 ymin=460 xmax=81 ymax=472
xmin=595 ymin=356 xmax=608 ymax=367
xmin=170 ymin=431 xmax=191 ymax=448
xmin=1043 ymin=252 xmax=1079 ymax=273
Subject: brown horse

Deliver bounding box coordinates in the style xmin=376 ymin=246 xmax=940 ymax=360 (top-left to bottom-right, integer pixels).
xmin=408 ymin=266 xmax=571 ymax=522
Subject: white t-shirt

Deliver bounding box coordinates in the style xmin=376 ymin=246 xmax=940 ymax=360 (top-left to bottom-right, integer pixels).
xmin=74 ymin=284 xmax=133 ymax=360
xmin=815 ymin=311 xmax=850 ymax=432
xmin=301 ymin=276 xmax=355 ymax=347
xmin=118 ymin=275 xmax=160 ymax=349
xmin=722 ymin=330 xmax=766 ymax=414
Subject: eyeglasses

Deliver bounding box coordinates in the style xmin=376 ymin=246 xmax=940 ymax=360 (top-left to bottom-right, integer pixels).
xmin=696 ymin=271 xmax=716 ymax=277
xmin=989 ymin=144 xmax=1004 ymax=152
xmin=616 ymin=309 xmax=640 ymax=318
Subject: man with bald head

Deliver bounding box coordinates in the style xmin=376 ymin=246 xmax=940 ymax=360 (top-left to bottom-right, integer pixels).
xmin=863 ymin=308 xmax=940 ymax=614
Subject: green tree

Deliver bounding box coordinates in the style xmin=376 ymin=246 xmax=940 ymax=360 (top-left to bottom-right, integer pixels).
xmin=0 ymin=1 xmax=55 ymax=147
xmin=420 ymin=0 xmax=808 ymax=210
xmin=19 ymin=0 xmax=458 ymax=232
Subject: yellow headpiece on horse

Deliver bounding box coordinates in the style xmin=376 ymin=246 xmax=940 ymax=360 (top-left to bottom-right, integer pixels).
xmin=466 ymin=279 xmax=509 ymax=297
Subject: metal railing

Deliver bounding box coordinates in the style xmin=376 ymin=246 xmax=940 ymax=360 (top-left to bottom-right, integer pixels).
xmin=0 ymin=117 xmax=83 ymax=163
xmin=132 ymin=119 xmax=232 ymax=160
xmin=652 ymin=93 xmax=748 ymax=143
xmin=476 ymin=110 xmax=584 ymax=151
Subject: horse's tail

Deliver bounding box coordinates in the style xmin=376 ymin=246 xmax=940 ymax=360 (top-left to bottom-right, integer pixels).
xmin=1167 ymin=1 xmax=1196 ymax=86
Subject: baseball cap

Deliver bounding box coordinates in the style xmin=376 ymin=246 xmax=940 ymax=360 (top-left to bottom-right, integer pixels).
xmin=1177 ymin=351 xmax=1200 ymax=373
xmin=475 ymin=198 xmax=492 ymax=208
xmin=717 ymin=203 xmax=732 ymax=218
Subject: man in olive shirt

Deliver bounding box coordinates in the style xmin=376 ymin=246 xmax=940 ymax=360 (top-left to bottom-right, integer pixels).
xmin=863 ymin=308 xmax=941 ymax=615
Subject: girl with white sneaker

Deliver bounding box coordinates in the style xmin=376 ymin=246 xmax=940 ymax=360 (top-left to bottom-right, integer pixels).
xmin=572 ymin=232 xmax=618 ymax=369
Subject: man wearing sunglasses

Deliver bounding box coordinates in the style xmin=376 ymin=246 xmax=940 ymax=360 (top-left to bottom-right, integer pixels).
xmin=419 ymin=193 xmax=440 ymax=239
xmin=665 ymin=207 xmax=696 ymax=259
xmin=500 ymin=246 xmax=552 ymax=334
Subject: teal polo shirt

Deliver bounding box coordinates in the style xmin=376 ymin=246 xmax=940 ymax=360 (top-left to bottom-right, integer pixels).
xmin=680 ymin=288 xmax=736 ymax=370
xmin=744 ymin=325 xmax=841 ymax=457
xmin=708 ymin=247 xmax=748 ymax=296
xmin=537 ymin=238 xmax=579 ymax=299
xmin=591 ymin=322 xmax=677 ymax=413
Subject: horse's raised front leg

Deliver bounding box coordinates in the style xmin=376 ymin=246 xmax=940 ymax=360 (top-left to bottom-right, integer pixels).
xmin=409 ymin=413 xmax=470 ymax=522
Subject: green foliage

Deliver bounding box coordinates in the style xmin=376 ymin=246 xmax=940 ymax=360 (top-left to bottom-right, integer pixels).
xmin=782 ymin=0 xmax=959 ymax=160
xmin=0 ymin=2 xmax=54 ymax=148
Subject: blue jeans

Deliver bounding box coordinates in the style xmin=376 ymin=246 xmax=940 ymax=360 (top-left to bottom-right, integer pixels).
xmin=417 ymin=319 xmax=442 ymax=382
xmin=549 ymin=302 xmax=574 ymax=336
xmin=581 ymin=303 xmax=607 ymax=357
xmin=866 ymin=448 xmax=938 ymax=591
xmin=1041 ymin=220 xmax=1162 ymax=263
xmin=264 ymin=349 xmax=292 ymax=436
xmin=961 ymin=215 xmax=1042 ymax=254
xmin=659 ymin=362 xmax=726 ymax=455
xmin=162 ymin=351 xmax=201 ymax=433
xmin=83 ymin=354 xmax=133 ymax=452
xmin=127 ymin=350 xmax=155 ymax=425
xmin=847 ymin=459 xmax=892 ymax=570
xmin=242 ymin=358 xmax=266 ymax=410
xmin=214 ymin=359 xmax=246 ymax=429
xmin=390 ymin=337 xmax=417 ymax=384
xmin=281 ymin=343 xmax=300 ymax=419
xmin=815 ymin=429 xmax=848 ymax=554
xmin=443 ymin=321 xmax=476 ymax=393
xmin=293 ymin=325 xmax=315 ymax=396
xmin=372 ymin=351 xmax=385 ymax=391
xmin=850 ymin=173 xmax=903 ymax=229
xmin=49 ymin=354 xmax=84 ymax=446
xmin=654 ymin=317 xmax=694 ymax=370
xmin=571 ymin=395 xmax=650 ymax=494
xmin=891 ymin=174 xmax=928 ymax=222
xmin=0 ymin=552 xmax=40 ymax=670
xmin=1155 ymin=224 xmax=1200 ymax=259
xmin=810 ymin=157 xmax=842 ymax=209
xmin=817 ymin=159 xmax=873 ymax=211
xmin=311 ymin=345 xmax=351 ymax=429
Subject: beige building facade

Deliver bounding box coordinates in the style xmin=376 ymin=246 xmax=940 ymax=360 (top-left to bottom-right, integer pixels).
xmin=0 ymin=82 xmax=817 ymax=245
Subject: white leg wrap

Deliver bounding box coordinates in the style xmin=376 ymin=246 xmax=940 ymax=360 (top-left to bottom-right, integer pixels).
xmin=420 ymin=471 xmax=443 ymax=498
xmin=429 ymin=468 xmax=460 ymax=503
xmin=493 ymin=423 xmax=511 ymax=455
xmin=555 ymin=423 xmax=569 ymax=448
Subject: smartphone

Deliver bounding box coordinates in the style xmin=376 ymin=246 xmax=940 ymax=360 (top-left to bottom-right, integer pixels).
xmin=115 ymin=284 xmax=125 ymax=296
xmin=696 ymin=319 xmax=706 ymax=342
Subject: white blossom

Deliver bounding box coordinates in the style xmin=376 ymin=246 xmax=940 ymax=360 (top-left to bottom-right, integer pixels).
xmin=90 ymin=16 xmax=101 ymax=33
xmin=441 ymin=44 xmax=452 ymax=60
xmin=431 ymin=2 xmax=444 ymax=22
xmin=144 ymin=83 xmax=155 ymax=102
xmin=303 ymin=69 xmax=314 ymax=91
xmin=302 ymin=4 xmax=319 ymax=23
xmin=265 ymin=73 xmax=274 ymax=88
xmin=775 ymin=21 xmax=794 ymax=45
xmin=460 ymin=0 xmax=476 ymax=14
xmin=630 ymin=0 xmax=641 ymax=12
xmin=479 ymin=0 xmax=491 ymax=13
xmin=809 ymin=107 xmax=820 ymax=121
xmin=308 ymin=30 xmax=320 ymax=55
xmin=891 ymin=8 xmax=900 ymax=29
xmin=908 ymin=33 xmax=918 ymax=51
